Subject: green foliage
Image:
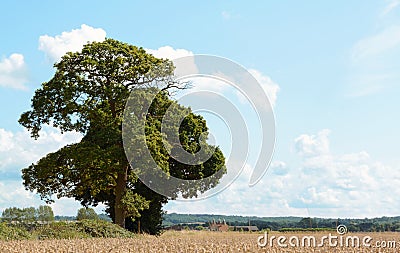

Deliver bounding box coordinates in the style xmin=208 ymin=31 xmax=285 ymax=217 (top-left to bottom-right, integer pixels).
xmin=0 ymin=222 xmax=32 ymax=240
xmin=163 ymin=213 xmax=400 ymax=233
xmin=120 ymin=189 xmax=150 ymax=219
xmin=76 ymin=219 xmax=135 ymax=238
xmin=37 ymin=205 xmax=54 ymax=222
xmin=0 ymin=219 xmax=135 ymax=240
xmin=31 ymin=220 xmax=135 ymax=240
xmin=54 ymin=215 xmax=76 ymax=221
xmin=32 ymin=221 xmax=89 ymax=240
xmin=19 ymin=38 xmax=226 ymax=234
xmin=1 ymin=205 xmax=54 ymax=224
xmin=278 ymin=228 xmax=335 ymax=232
xmin=98 ymin=213 xmax=112 ymax=222
xmin=76 ymin=207 xmax=99 ymax=221
xmin=22 ymin=207 xmax=36 ymax=223
xmin=297 ymin=217 xmax=314 ymax=228
xmin=163 ymin=213 xmax=302 ymax=227
xmin=2 ymin=207 xmax=23 ymax=223
xmin=19 ymin=38 xmax=174 ymax=139
xmin=125 ymin=184 xmax=167 ymax=235
xmin=195 ymin=225 xmax=205 ymax=230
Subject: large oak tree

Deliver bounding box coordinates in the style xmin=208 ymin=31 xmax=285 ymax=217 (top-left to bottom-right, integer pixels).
xmin=19 ymin=39 xmax=226 ymax=233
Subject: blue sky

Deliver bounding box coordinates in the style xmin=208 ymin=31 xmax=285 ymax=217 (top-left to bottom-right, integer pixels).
xmin=1 ymin=1 xmax=400 ymax=218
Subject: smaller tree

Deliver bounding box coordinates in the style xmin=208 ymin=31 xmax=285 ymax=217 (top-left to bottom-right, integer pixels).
xmin=21 ymin=207 xmax=36 ymax=223
xmin=77 ymin=207 xmax=99 ymax=221
xmin=1 ymin=207 xmax=23 ymax=223
xmin=298 ymin=217 xmax=314 ymax=228
xmin=36 ymin=205 xmax=54 ymax=222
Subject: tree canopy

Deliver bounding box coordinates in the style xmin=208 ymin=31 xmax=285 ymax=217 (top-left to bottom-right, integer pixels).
xmin=19 ymin=38 xmax=226 ymax=233
xmin=1 ymin=205 xmax=54 ymax=223
xmin=76 ymin=207 xmax=99 ymax=221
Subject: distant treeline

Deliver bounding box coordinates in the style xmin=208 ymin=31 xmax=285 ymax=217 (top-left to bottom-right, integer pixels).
xmin=163 ymin=213 xmax=400 ymax=232
xmin=54 ymin=214 xmax=111 ymax=222
xmin=1 ymin=206 xmax=111 ymax=224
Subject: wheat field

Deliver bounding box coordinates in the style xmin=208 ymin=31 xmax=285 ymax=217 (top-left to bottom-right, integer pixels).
xmin=0 ymin=231 xmax=399 ymax=252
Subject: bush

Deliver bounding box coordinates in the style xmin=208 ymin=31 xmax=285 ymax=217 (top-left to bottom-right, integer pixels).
xmin=76 ymin=219 xmax=135 ymax=238
xmin=32 ymin=221 xmax=89 ymax=240
xmin=0 ymin=222 xmax=32 ymax=240
xmin=0 ymin=220 xmax=136 ymax=240
xmin=30 ymin=220 xmax=135 ymax=239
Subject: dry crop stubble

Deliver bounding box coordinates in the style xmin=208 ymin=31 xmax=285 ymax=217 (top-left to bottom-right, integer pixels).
xmin=1 ymin=231 xmax=400 ymax=252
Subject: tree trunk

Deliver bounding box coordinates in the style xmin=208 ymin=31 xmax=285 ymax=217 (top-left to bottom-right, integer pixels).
xmin=115 ymin=168 xmax=128 ymax=228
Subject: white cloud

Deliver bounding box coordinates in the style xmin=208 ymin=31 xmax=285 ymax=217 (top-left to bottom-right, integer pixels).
xmin=165 ymin=163 xmax=305 ymax=217
xmin=300 ymin=187 xmax=340 ymax=207
xmin=0 ymin=53 xmax=28 ymax=90
xmin=145 ymin=46 xmax=199 ymax=83
xmin=0 ymin=126 xmax=82 ymax=173
xmin=0 ymin=129 xmax=14 ymax=152
xmin=39 ymin=24 xmax=106 ymax=63
xmin=146 ymin=47 xmax=279 ymax=195
xmin=0 ymin=181 xmax=39 ymax=210
xmin=248 ymin=69 xmax=279 ymax=108
xmin=49 ymin=198 xmax=106 ymax=216
xmin=381 ymin=0 xmax=400 ymax=16
xmin=0 ymin=127 xmax=84 ymax=215
xmin=270 ymin=161 xmax=289 ymax=175
xmin=143 ymin=46 xmax=201 ymax=89
xmin=166 ymin=129 xmax=400 ymax=218
xmin=294 ymin=129 xmax=330 ymax=157
xmin=145 ymin=46 xmax=193 ymax=60
xmin=0 ymin=182 xmax=105 ymax=216
xmin=291 ymin=130 xmax=400 ymax=217
xmin=145 ymin=46 xmax=279 ymax=109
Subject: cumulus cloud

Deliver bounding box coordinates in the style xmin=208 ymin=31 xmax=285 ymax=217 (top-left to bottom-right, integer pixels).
xmin=145 ymin=46 xmax=279 ymax=109
xmin=291 ymin=130 xmax=400 ymax=217
xmin=48 ymin=198 xmax=107 ymax=216
xmin=146 ymin=46 xmax=278 ymax=193
xmin=0 ymin=127 xmax=83 ymax=214
xmin=39 ymin=24 xmax=106 ymax=63
xmin=166 ymin=129 xmax=400 ymax=218
xmin=0 ymin=126 xmax=82 ymax=173
xmin=145 ymin=46 xmax=193 ymax=60
xmin=0 ymin=181 xmax=39 ymax=210
xmin=144 ymin=46 xmax=211 ymax=91
xmin=248 ymin=69 xmax=279 ymax=108
xmin=0 ymin=53 xmax=28 ymax=90
xmin=0 ymin=181 xmax=105 ymax=216
xmin=145 ymin=46 xmax=199 ymax=78
xmin=294 ymin=129 xmax=330 ymax=157
xmin=270 ymin=161 xmax=289 ymax=175
xmin=165 ymin=163 xmax=304 ymax=217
